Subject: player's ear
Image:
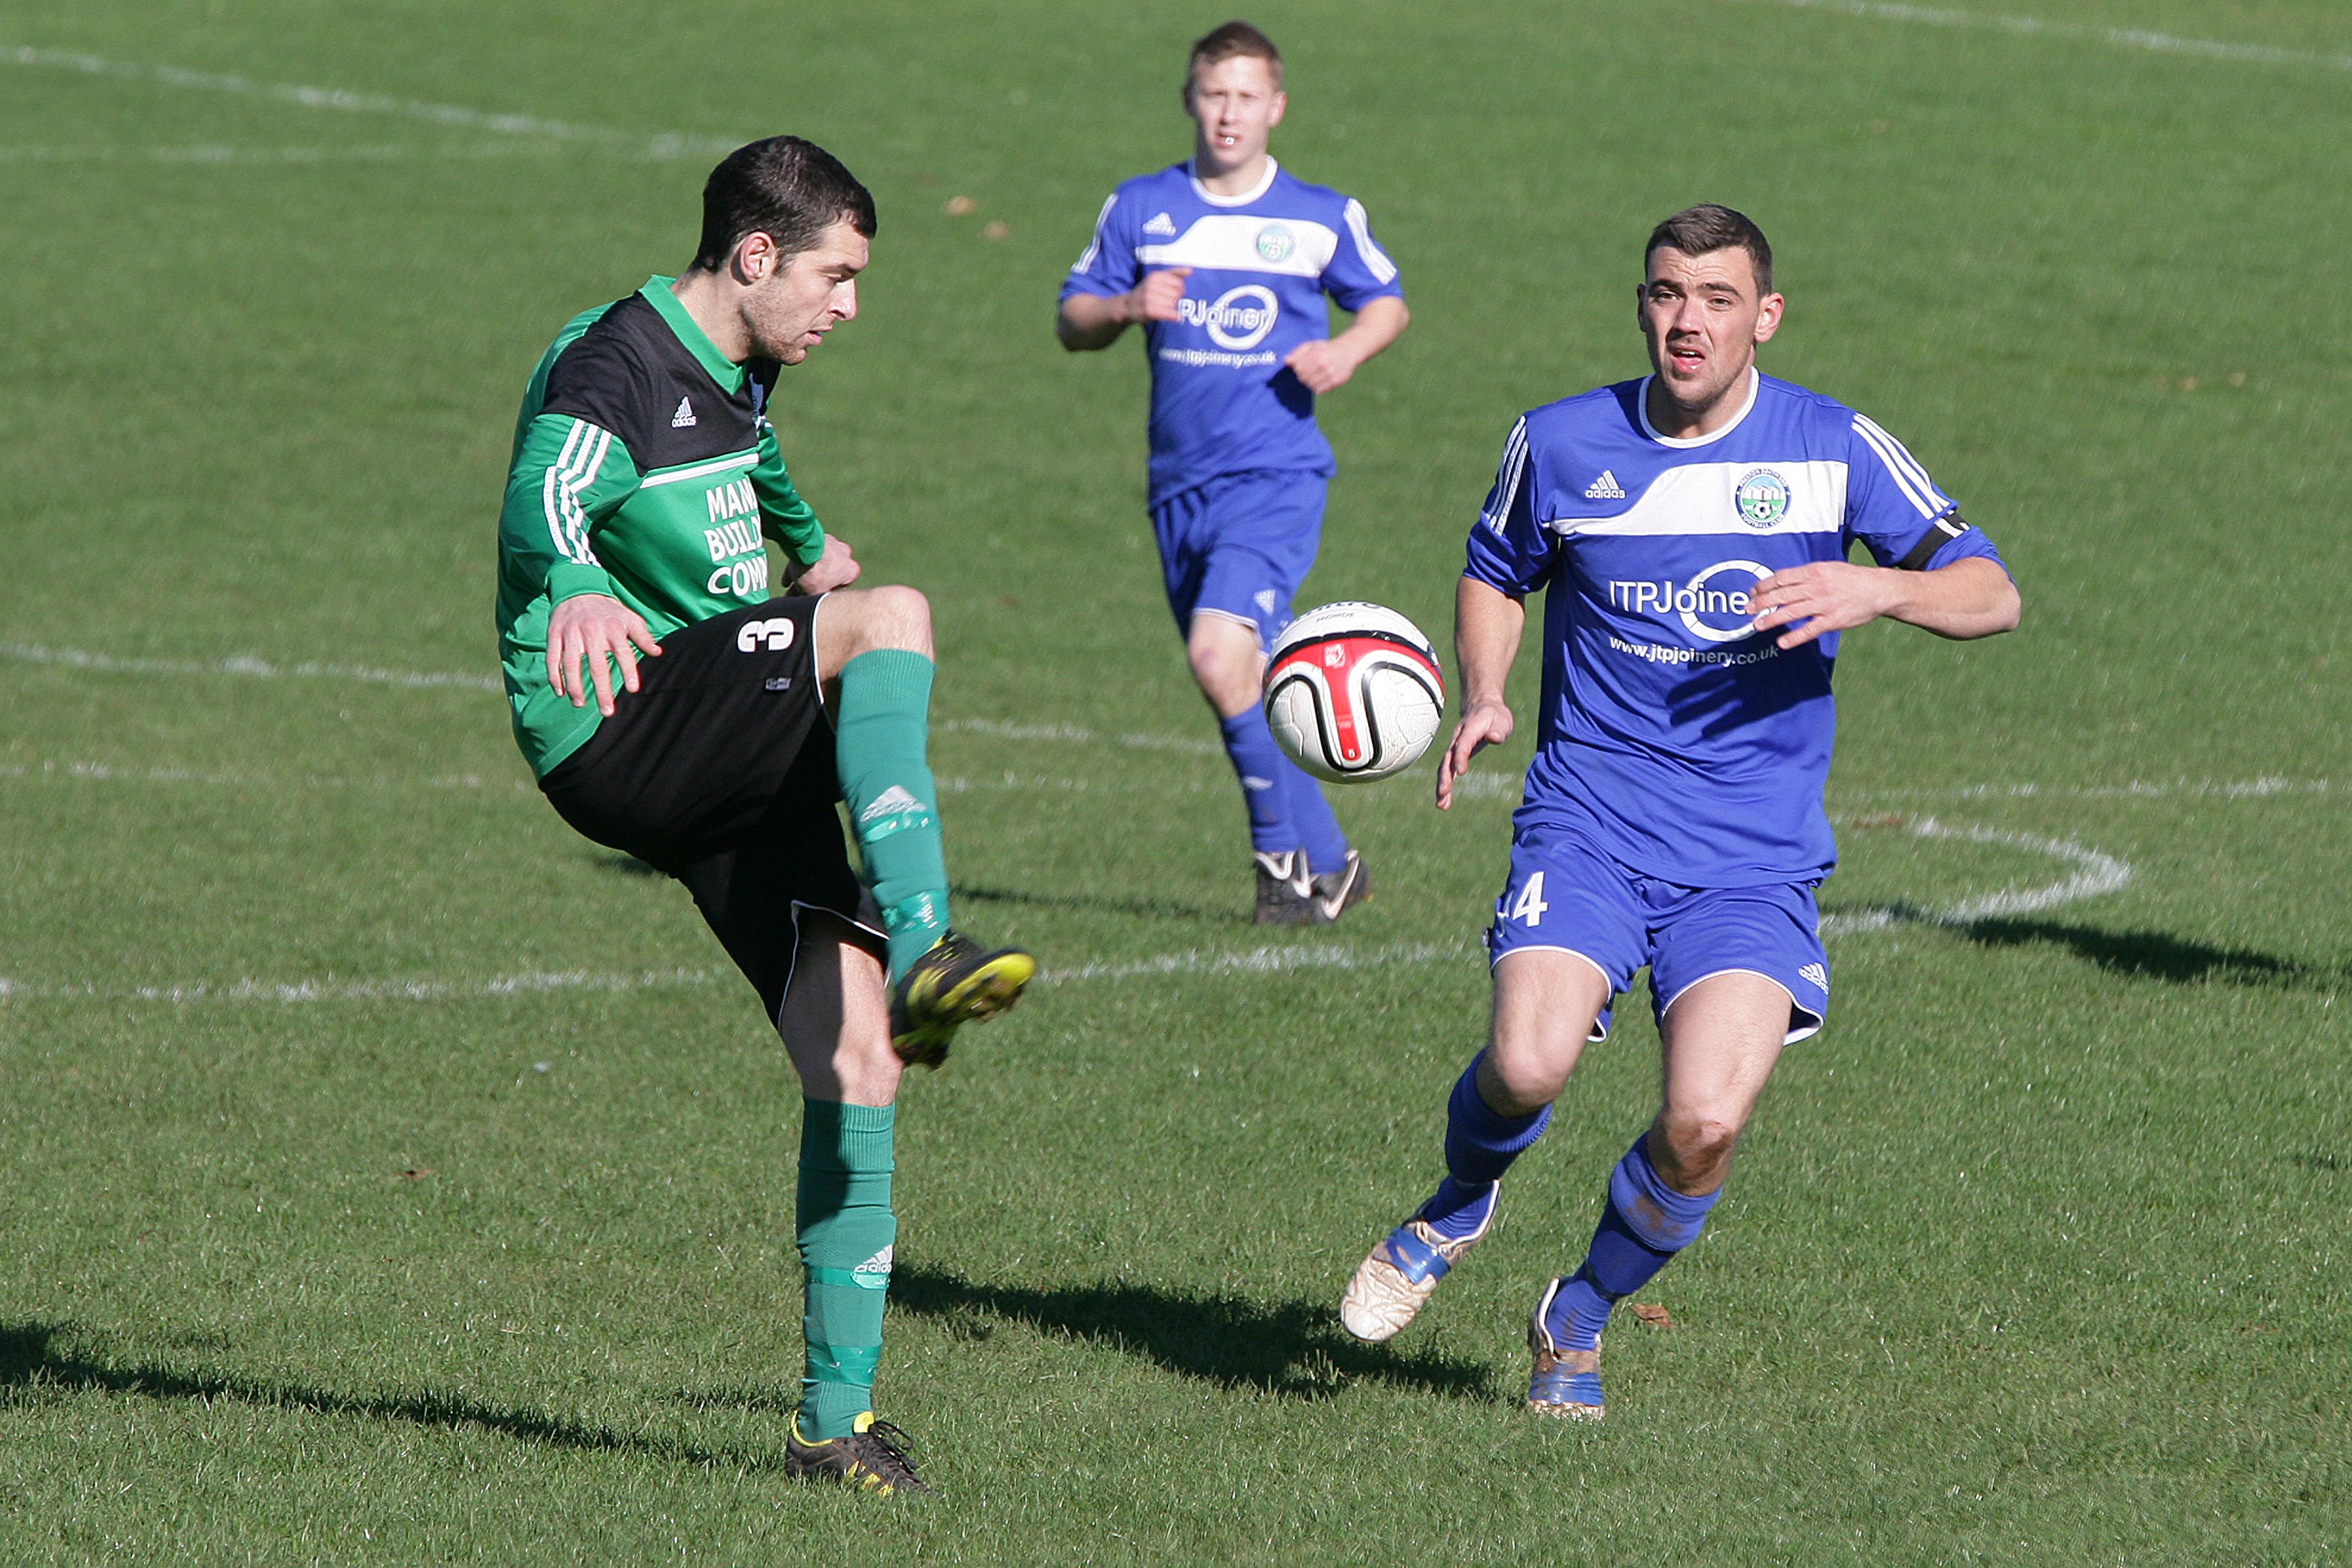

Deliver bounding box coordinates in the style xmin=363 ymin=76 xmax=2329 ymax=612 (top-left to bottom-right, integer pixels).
xmin=1752 ymin=291 xmax=1786 ymax=345
xmin=1267 ymin=90 xmax=1287 ymax=128
xmin=735 ymin=231 xmax=776 ymax=285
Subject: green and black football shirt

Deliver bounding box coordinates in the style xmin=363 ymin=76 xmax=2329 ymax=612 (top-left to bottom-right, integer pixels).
xmin=495 ymin=276 xmax=828 ymax=777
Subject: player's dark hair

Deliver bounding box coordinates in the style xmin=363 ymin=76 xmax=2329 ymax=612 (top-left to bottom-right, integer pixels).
xmin=1646 ymin=204 xmax=1773 ymax=295
xmin=693 ymin=136 xmax=877 ymax=272
xmin=1187 ymin=20 xmax=1283 ymax=90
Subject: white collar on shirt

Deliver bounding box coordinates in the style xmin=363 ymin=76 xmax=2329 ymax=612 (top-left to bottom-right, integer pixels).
xmin=1187 ymin=156 xmax=1280 ymax=207
xmin=1636 ymin=366 xmax=1761 ymax=449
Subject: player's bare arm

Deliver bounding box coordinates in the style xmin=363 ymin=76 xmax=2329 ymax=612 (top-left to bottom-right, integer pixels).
xmin=1284 ymin=295 xmax=1410 ymax=395
xmin=546 ymin=592 xmax=661 ymax=715
xmin=1055 ymin=267 xmax=1191 ymax=350
xmin=1749 ymin=554 xmax=2020 ymax=649
xmin=1437 ymin=575 xmax=1524 ymax=810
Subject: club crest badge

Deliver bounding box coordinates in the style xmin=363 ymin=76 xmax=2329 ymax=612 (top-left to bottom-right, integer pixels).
xmin=1736 ymin=468 xmax=1791 ymax=529
xmin=1255 ymin=223 xmax=1296 ymax=263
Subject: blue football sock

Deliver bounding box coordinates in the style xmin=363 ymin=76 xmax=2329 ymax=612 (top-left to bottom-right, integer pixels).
xmin=1218 ymin=709 xmax=1296 ymax=857
xmin=1417 ymin=1175 xmax=1498 ymax=1243
xmin=1442 ymin=1051 xmax=1552 ymax=1184
xmin=1544 ymin=1134 xmax=1722 ymax=1351
xmin=1281 ymin=759 xmax=1350 ymax=876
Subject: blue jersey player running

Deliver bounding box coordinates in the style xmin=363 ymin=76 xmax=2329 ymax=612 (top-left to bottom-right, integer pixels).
xmin=1339 ymin=206 xmax=2021 ymax=1420
xmin=1057 ymin=20 xmax=1409 ymax=924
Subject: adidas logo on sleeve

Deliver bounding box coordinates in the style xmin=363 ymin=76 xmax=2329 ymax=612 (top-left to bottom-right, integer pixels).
xmin=1584 ymin=470 xmax=1625 ymax=500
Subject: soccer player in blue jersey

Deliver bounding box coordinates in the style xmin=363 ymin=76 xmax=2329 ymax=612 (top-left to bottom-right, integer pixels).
xmin=1057 ymin=20 xmax=1409 ymax=924
xmin=1339 ymin=205 xmax=2020 ymax=1419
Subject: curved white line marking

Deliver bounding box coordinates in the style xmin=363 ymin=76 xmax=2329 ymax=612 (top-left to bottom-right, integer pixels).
xmin=0 ymin=142 xmax=587 ymax=164
xmin=1819 ymin=815 xmax=2132 ymax=934
xmin=1 ymin=45 xmax=738 ymax=157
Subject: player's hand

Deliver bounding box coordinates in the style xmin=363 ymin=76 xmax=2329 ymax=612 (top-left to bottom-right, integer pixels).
xmin=546 ymin=592 xmax=660 ymax=716
xmin=1436 ymin=698 xmax=1513 ymax=811
xmin=1747 ymin=561 xmax=1904 ymax=649
xmin=1284 ymin=338 xmax=1362 ymax=395
xmin=1126 ymin=268 xmax=1190 ymax=324
xmin=789 ymin=534 xmax=860 ymax=595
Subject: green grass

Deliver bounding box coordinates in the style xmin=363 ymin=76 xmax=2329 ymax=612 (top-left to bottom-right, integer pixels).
xmin=1 ymin=0 xmax=2347 ymax=1560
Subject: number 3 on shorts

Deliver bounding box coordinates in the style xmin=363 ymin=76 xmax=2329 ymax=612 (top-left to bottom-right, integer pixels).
xmin=1508 ymin=870 xmax=1548 ymax=927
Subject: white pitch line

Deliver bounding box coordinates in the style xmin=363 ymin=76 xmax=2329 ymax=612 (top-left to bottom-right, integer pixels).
xmin=1041 ymin=938 xmax=1472 ymax=985
xmin=1 ymin=642 xmax=502 ymax=693
xmin=1728 ymin=0 xmax=2352 ymax=73
xmin=0 ymin=142 xmax=581 ymax=165
xmin=938 ymin=717 xmax=1221 ymax=757
xmin=1 ymin=44 xmax=738 ymax=158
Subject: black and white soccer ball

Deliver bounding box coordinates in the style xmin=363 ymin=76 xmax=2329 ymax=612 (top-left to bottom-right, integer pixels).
xmin=1262 ymin=602 xmax=1446 ymax=784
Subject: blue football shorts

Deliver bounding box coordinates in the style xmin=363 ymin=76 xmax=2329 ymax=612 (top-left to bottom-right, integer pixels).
xmin=1150 ymin=468 xmax=1329 ymax=653
xmin=1486 ymin=817 xmax=1829 ymax=1045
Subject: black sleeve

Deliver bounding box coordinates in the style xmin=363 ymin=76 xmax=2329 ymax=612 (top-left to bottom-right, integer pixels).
xmin=539 ymin=325 xmax=659 ymax=457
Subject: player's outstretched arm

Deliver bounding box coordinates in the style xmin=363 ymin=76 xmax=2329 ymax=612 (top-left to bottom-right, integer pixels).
xmin=1284 ymin=296 xmax=1409 ymax=395
xmin=1056 ymin=269 xmax=1191 ymax=351
xmin=1438 ymin=576 xmax=1525 ymax=811
xmin=1748 ymin=556 xmax=2019 ymax=650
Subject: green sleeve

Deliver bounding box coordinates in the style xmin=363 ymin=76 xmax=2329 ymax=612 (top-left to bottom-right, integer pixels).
xmin=497 ymin=414 xmax=645 ymax=608
xmin=752 ymin=422 xmax=828 ymax=567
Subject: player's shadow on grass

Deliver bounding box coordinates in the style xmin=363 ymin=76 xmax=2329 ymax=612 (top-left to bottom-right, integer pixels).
xmin=883 ymin=1264 xmax=1496 ymax=1402
xmin=952 ymin=881 xmax=1233 ymax=926
xmin=1949 ymin=918 xmax=2323 ymax=988
xmin=0 ymin=1322 xmax=783 ymax=1471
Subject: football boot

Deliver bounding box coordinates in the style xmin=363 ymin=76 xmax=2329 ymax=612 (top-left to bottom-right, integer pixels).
xmin=1526 ymin=1277 xmax=1605 ymax=1420
xmin=889 ymin=932 xmax=1036 ymax=1070
xmin=1339 ymin=1183 xmax=1497 ymax=1343
xmin=785 ymin=1411 xmax=932 ymax=1495
xmin=1252 ymin=849 xmax=1314 ymax=926
xmin=1309 ymin=848 xmax=1370 ymax=925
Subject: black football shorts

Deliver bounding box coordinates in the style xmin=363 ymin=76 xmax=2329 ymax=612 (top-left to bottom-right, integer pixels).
xmin=537 ymin=595 xmax=883 ymax=1024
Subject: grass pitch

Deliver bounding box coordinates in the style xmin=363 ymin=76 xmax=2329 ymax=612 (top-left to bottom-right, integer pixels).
xmin=1 ymin=1 xmax=2347 ymax=1561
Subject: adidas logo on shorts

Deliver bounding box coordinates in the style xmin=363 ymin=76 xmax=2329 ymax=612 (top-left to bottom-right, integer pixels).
xmin=1799 ymin=962 xmax=1828 ymax=992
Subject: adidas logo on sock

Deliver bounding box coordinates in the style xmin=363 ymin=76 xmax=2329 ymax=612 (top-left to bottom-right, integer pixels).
xmin=1241 ymin=775 xmax=1274 ymax=792
xmin=671 ymin=396 xmax=696 ymax=428
xmin=853 ymin=1245 xmax=894 ymax=1277
xmin=1143 ymin=212 xmax=1177 ymax=237
xmin=1584 ymin=470 xmax=1625 ymax=500
xmin=860 ymin=785 xmax=926 ymax=823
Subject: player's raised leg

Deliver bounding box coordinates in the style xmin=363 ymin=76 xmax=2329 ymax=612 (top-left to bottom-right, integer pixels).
xmin=773 ymin=913 xmax=932 ymax=1494
xmin=1341 ymin=950 xmax=1609 ymax=1342
xmin=815 ymin=587 xmax=1034 ymax=1064
xmin=1527 ymin=971 xmax=1789 ymax=1421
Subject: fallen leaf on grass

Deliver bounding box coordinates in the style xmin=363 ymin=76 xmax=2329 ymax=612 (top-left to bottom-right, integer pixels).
xmin=1630 ymin=1301 xmax=1674 ymax=1330
xmin=943 ymin=195 xmax=978 ymax=216
xmin=399 ymin=1167 xmax=436 ymax=1181
xmin=982 ymin=221 xmax=1011 ymax=241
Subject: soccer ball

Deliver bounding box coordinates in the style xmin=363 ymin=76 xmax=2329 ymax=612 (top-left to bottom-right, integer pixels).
xmin=1263 ymin=602 xmax=1446 ymax=783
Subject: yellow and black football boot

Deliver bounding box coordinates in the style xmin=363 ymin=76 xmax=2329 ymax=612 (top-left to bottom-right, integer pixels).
xmin=784 ymin=1412 xmax=933 ymax=1495
xmin=889 ymin=931 xmax=1036 ymax=1069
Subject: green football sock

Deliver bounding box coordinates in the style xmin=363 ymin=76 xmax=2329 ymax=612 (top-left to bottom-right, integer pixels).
xmin=797 ymin=1098 xmax=896 ymax=1441
xmin=834 ymin=649 xmax=951 ymax=982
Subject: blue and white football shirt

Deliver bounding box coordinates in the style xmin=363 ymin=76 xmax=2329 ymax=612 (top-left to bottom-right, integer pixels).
xmin=1465 ymin=369 xmax=2007 ymax=887
xmin=1061 ymin=159 xmax=1404 ymax=506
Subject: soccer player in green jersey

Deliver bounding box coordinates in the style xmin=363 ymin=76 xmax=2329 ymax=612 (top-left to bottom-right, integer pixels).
xmin=495 ymin=136 xmax=1034 ymax=1495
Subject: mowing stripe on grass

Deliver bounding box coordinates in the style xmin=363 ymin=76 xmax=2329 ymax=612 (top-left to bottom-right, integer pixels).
xmin=1729 ymin=0 xmax=2352 ymax=73
xmin=1 ymin=43 xmax=738 ymax=157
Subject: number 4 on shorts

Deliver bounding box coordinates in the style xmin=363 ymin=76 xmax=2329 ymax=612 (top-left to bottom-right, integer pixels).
xmin=1509 ymin=872 xmax=1548 ymax=926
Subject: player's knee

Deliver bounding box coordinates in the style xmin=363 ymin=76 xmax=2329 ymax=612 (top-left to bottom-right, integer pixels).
xmin=1655 ymin=1111 xmax=1740 ymax=1183
xmin=1185 ymin=632 xmax=1260 ymax=710
xmin=1483 ymin=1033 xmax=1572 ymax=1113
